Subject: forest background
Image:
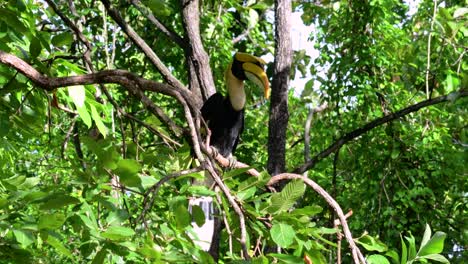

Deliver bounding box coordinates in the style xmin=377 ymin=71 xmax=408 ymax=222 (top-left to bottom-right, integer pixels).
xmin=0 ymin=0 xmax=466 ymax=263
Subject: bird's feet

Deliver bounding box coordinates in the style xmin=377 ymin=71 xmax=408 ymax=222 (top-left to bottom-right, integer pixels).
xmin=210 ymin=146 xmax=219 ymax=158
xmin=227 ymin=154 xmax=237 ymax=169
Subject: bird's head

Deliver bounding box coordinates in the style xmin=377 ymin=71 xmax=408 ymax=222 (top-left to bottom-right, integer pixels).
xmin=228 ymin=52 xmax=270 ymax=99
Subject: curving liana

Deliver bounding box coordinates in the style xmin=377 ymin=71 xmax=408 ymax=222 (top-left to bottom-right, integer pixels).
xmin=189 ymin=52 xmax=270 ymax=252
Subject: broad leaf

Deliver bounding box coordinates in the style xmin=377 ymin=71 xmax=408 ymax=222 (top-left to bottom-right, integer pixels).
xmin=418 ymin=231 xmax=447 ymax=256
xmin=367 ymin=254 xmax=390 ymax=264
xmin=13 ymin=229 xmax=34 ymax=248
xmin=270 ymin=223 xmax=296 ymax=248
xmin=101 ymin=226 xmax=135 ymax=241
xmin=115 ymin=159 xmax=142 ymax=187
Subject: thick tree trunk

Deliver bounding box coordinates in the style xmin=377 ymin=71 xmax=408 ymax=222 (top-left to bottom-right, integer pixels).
xmin=181 ymin=0 xmax=217 ymax=103
xmin=267 ymin=0 xmax=292 ymax=176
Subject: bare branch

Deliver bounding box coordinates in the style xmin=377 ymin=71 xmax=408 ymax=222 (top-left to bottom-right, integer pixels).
xmin=100 ymin=0 xmax=188 ymax=94
xmin=267 ymin=173 xmax=367 ymax=264
xmin=130 ymin=0 xmax=187 ymax=49
xmin=232 ymin=26 xmax=254 ymax=44
xmin=294 ymin=90 xmax=468 ymax=174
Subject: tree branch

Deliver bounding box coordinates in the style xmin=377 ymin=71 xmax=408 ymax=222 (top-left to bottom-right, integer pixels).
xmin=0 ymin=50 xmax=185 ymax=137
xmin=100 ymin=0 xmax=189 ymax=95
xmin=130 ymin=0 xmax=187 ymax=49
xmin=181 ymin=0 xmax=217 ymax=102
xmin=294 ymin=90 xmax=467 ymax=173
xmin=267 ymin=173 xmax=366 ymax=264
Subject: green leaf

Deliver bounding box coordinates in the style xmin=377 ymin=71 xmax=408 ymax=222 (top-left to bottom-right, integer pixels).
xmin=418 ymin=231 xmax=447 ymax=256
xmin=247 ymin=8 xmax=259 ymax=28
xmin=270 ymin=223 xmax=296 ymax=248
xmin=187 ymin=185 xmax=216 ymax=196
xmin=400 ymin=234 xmax=408 ymax=264
xmin=106 ymin=209 xmax=129 ymax=226
xmin=420 ymin=224 xmax=432 ymax=249
xmin=79 ymin=201 xmax=99 ymax=232
xmin=191 ymin=205 xmax=206 ymax=227
xmin=0 ymin=9 xmax=28 ymax=34
xmin=13 ymin=229 xmax=34 ymax=248
xmin=0 ymin=197 xmax=7 ymax=209
xmin=68 ymin=85 xmax=85 ymax=108
xmin=268 ymin=253 xmax=302 ymax=263
xmin=115 ymin=159 xmax=142 ymax=187
xmin=291 ymin=205 xmax=322 ymax=216
xmin=391 ymin=147 xmax=400 ymax=159
xmin=76 ymin=104 xmax=92 ymax=128
xmin=38 ymin=213 xmax=66 ymax=230
xmin=91 ymin=248 xmax=108 ymax=264
xmin=4 ymin=175 xmax=26 ymax=187
xmin=307 ymin=250 xmax=327 ymax=264
xmin=268 ymin=180 xmax=305 ymax=214
xmin=0 ymin=114 xmax=10 ymax=136
xmin=405 ymin=234 xmax=416 ymax=260
xmin=237 ymin=186 xmax=256 ymax=201
xmin=40 ymin=194 xmax=80 ymax=210
xmin=357 ymin=234 xmax=388 ymax=252
xmin=19 ymin=177 xmax=40 ymax=189
xmin=420 ymin=253 xmax=450 ymax=263
xmin=29 ymin=36 xmax=41 ymax=58
xmin=51 ymin=31 xmax=74 ymax=46
xmin=47 ymin=235 xmax=73 ymax=258
xmin=385 ymin=249 xmax=400 ymax=263
xmin=367 ymin=254 xmax=390 ymax=264
xmin=174 ymin=205 xmax=190 ymax=229
xmin=101 ymin=226 xmax=135 ymax=241
xmin=90 ymin=104 xmax=108 ymax=138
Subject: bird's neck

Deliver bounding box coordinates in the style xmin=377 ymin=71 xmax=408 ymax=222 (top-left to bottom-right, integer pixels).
xmin=226 ymin=69 xmax=245 ymax=111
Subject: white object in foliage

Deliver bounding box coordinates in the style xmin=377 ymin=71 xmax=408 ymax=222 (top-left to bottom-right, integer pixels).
xmin=189 ymin=196 xmax=214 ymax=251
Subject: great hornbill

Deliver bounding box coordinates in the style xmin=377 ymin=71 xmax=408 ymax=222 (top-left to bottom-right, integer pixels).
xmin=189 ymin=52 xmax=270 ymax=253
xmin=201 ymin=52 xmax=270 ymax=158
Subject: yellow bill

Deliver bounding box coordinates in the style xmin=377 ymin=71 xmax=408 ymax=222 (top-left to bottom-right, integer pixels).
xmin=242 ymin=62 xmax=270 ymax=99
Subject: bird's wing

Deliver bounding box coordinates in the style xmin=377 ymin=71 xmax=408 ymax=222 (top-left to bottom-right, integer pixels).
xmin=231 ymin=110 xmax=244 ymax=154
xmin=201 ymin=93 xmax=225 ymax=122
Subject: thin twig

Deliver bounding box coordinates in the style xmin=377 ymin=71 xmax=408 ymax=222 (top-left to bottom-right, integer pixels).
xmin=334 ymin=210 xmax=353 ymax=264
xmin=425 ymin=0 xmax=438 ymax=99
xmin=130 ymin=0 xmax=187 ymax=49
xmin=137 ymin=166 xmax=204 ymax=223
xmin=216 ymin=191 xmax=233 ymax=254
xmin=61 ymin=115 xmax=79 ymax=159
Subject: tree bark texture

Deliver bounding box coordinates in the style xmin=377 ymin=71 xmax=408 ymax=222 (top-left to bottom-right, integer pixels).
xmin=181 ymin=0 xmax=217 ymax=103
xmin=268 ymin=0 xmax=292 ymax=176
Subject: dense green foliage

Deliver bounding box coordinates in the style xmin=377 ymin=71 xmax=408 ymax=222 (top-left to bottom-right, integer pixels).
xmin=0 ymin=0 xmax=466 ymax=263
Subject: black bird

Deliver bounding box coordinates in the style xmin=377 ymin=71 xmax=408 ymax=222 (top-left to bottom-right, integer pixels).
xmin=190 ymin=52 xmax=270 ymax=254
xmin=201 ymin=52 xmax=270 ymax=159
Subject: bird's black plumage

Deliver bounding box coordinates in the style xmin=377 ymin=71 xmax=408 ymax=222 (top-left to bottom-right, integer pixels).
xmin=201 ymin=93 xmax=244 ymax=157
